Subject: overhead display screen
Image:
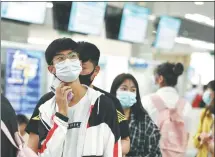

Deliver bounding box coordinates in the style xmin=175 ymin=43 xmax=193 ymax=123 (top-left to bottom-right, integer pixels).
xmin=154 ymin=16 xmax=181 ymax=49
xmin=68 ymin=2 xmax=107 ymax=35
xmin=1 ymin=2 xmax=46 ymax=24
xmin=118 ymin=4 xmax=150 ymax=43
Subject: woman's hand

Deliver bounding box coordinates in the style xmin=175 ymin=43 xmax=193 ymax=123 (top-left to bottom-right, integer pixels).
xmin=199 ymin=132 xmax=212 ymax=145
xmin=207 ymin=140 xmax=214 ymax=154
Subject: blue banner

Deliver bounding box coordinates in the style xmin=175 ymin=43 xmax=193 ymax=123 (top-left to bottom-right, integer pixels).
xmin=118 ymin=4 xmax=150 ymax=43
xmin=5 ymin=48 xmax=43 ymax=115
xmin=154 ymin=16 xmax=181 ymax=50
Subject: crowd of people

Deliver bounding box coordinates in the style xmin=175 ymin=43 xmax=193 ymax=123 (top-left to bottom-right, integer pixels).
xmin=1 ymin=37 xmax=214 ymax=157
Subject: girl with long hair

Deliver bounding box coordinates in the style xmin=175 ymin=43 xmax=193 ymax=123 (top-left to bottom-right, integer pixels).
xmin=110 ymin=73 xmax=161 ymax=157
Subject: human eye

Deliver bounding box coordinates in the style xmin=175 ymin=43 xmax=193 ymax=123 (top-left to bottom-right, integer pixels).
xmin=131 ymin=88 xmax=137 ymax=93
xmin=54 ymin=56 xmax=66 ymax=63
xmin=68 ymin=53 xmax=78 ymax=59
xmin=120 ymin=87 xmax=127 ymax=91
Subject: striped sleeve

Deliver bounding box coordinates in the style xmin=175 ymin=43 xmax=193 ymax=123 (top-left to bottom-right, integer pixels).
xmin=38 ymin=112 xmax=68 ymax=157
xmin=99 ymin=96 xmax=122 ymax=157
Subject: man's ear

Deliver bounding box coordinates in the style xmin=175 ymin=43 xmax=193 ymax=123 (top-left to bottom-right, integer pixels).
xmin=94 ymin=66 xmax=100 ymax=76
xmin=91 ymin=65 xmax=100 ymax=80
xmin=48 ymin=65 xmax=56 ymax=74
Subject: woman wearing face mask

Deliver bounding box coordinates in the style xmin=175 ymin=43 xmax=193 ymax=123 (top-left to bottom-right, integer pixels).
xmin=193 ymin=80 xmax=214 ymax=157
xmin=141 ymin=62 xmax=192 ymax=157
xmin=110 ymin=73 xmax=162 ymax=157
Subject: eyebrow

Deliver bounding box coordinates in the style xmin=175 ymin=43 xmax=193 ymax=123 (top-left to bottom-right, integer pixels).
xmin=121 ymin=84 xmax=136 ymax=89
xmin=55 ymin=51 xmax=75 ymax=56
xmin=120 ymin=85 xmax=128 ymax=88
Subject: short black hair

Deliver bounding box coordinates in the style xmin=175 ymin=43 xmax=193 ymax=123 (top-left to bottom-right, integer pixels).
xmin=155 ymin=62 xmax=184 ymax=87
xmin=207 ymin=80 xmax=215 ymax=92
xmin=110 ymin=73 xmax=147 ymax=120
xmin=17 ymin=114 xmax=29 ymax=125
xmin=45 ymin=38 xmax=78 ymax=65
xmin=76 ymin=42 xmax=100 ymax=66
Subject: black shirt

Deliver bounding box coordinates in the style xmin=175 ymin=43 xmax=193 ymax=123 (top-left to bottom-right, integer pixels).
xmin=26 ymin=87 xmax=130 ymax=139
xmin=1 ymin=94 xmax=18 ymax=157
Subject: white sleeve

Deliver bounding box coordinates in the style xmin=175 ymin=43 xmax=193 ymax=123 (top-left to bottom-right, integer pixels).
xmin=141 ymin=95 xmax=158 ymax=125
xmin=39 ymin=114 xmax=68 ymax=157
xmin=182 ymin=102 xmax=193 ymax=133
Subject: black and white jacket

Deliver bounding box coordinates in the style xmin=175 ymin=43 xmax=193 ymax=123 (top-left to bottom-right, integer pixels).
xmin=37 ymin=87 xmax=122 ymax=157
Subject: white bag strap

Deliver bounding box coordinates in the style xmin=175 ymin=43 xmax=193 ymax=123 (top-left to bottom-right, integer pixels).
xmin=1 ymin=120 xmax=19 ymax=149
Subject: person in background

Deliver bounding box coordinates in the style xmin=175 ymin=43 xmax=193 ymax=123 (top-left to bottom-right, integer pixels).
xmin=17 ymin=114 xmax=29 ymax=142
xmin=76 ymin=41 xmax=130 ymax=155
xmin=26 ymin=38 xmax=122 ymax=157
xmin=110 ymin=73 xmax=162 ymax=157
xmin=141 ymin=62 xmax=192 ymax=156
xmin=193 ymin=80 xmax=214 ymax=157
xmin=1 ymin=94 xmax=18 ymax=157
xmin=185 ymin=84 xmax=198 ymax=105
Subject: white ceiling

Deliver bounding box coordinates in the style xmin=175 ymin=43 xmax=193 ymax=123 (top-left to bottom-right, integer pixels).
xmin=152 ymin=2 xmax=214 ymax=19
xmin=108 ymin=2 xmax=214 ymax=19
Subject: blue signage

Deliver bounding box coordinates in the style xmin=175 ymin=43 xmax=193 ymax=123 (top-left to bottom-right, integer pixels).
xmin=154 ymin=16 xmax=181 ymax=50
xmin=5 ymin=48 xmax=43 ymax=115
xmin=68 ymin=2 xmax=107 ymax=35
xmin=118 ymin=4 xmax=150 ymax=43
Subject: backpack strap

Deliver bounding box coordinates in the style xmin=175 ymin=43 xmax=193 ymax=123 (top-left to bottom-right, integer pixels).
xmin=150 ymin=94 xmax=167 ymax=112
xmin=1 ymin=120 xmax=19 ymax=149
xmin=175 ymin=98 xmax=186 ymax=115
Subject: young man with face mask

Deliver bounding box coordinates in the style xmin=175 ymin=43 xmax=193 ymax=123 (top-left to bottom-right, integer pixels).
xmin=76 ymin=42 xmax=130 ymax=155
xmin=25 ymin=38 xmax=122 ymax=157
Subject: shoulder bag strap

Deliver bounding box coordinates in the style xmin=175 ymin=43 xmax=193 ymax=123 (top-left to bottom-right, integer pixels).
xmin=1 ymin=120 xmax=18 ymax=149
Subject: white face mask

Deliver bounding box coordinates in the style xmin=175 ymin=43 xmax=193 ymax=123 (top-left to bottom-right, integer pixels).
xmin=55 ymin=59 xmax=82 ymax=83
xmin=152 ymin=76 xmax=160 ymax=91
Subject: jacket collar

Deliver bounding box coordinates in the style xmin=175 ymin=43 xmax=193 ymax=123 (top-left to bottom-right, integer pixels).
xmin=39 ymin=86 xmax=102 ymax=127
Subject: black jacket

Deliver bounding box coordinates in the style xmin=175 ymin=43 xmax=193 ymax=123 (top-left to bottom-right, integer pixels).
xmin=1 ymin=94 xmax=18 ymax=157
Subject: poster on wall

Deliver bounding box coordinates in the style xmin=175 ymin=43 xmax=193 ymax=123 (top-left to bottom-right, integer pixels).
xmin=5 ymin=48 xmax=43 ymax=115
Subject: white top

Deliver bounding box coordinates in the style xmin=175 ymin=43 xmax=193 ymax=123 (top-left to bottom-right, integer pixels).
xmin=63 ymin=90 xmax=90 ymax=157
xmin=141 ymin=87 xmax=192 ymax=132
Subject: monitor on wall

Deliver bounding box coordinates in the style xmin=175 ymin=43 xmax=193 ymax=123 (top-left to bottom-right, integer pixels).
xmin=118 ymin=4 xmax=150 ymax=43
xmin=1 ymin=2 xmax=47 ymax=24
xmin=153 ymin=16 xmax=181 ymax=50
xmin=68 ymin=2 xmax=107 ymax=35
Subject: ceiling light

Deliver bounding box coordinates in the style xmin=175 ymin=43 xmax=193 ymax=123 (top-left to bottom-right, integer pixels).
xmin=175 ymin=37 xmax=193 ymax=44
xmin=184 ymin=13 xmax=214 ymax=27
xmin=149 ymin=15 xmax=156 ymax=21
xmin=194 ymin=2 xmax=204 ymax=5
xmin=46 ymin=2 xmax=53 ymax=8
xmin=175 ymin=37 xmax=214 ymax=51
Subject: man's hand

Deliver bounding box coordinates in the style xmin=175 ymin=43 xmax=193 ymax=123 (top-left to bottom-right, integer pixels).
xmin=56 ymin=83 xmax=72 ymax=117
